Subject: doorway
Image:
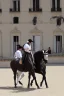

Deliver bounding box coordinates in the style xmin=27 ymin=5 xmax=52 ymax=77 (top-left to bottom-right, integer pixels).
xmin=0 ymin=32 xmax=2 ymax=56
xmin=33 ymin=35 xmax=40 ymax=52
xmin=54 ymin=35 xmax=62 ymax=53
xmin=13 ymin=36 xmax=19 ymax=55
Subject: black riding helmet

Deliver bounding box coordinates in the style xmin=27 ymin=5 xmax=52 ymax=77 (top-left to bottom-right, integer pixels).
xmin=17 ymin=45 xmax=23 ymax=50
xmin=28 ymin=39 xmax=33 ymax=43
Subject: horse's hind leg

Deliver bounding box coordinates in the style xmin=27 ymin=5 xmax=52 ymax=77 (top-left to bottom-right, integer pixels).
xmin=27 ymin=72 xmax=31 ymax=88
xmin=14 ymin=71 xmax=17 ymax=88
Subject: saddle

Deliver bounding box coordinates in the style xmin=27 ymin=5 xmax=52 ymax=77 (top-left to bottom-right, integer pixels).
xmin=19 ymin=59 xmax=22 ymax=65
xmin=14 ymin=58 xmax=22 ymax=65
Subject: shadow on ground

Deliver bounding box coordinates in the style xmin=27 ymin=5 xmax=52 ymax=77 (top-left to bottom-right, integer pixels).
xmin=0 ymin=86 xmax=37 ymax=92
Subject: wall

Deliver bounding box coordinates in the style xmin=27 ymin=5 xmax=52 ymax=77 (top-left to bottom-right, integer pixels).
xmin=0 ymin=0 xmax=64 ymax=57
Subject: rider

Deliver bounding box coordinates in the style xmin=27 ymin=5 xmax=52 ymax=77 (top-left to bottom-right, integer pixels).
xmin=24 ymin=39 xmax=33 ymax=52
xmin=14 ymin=44 xmax=24 ymax=85
xmin=23 ymin=39 xmax=34 ymax=70
xmin=14 ymin=45 xmax=22 ymax=63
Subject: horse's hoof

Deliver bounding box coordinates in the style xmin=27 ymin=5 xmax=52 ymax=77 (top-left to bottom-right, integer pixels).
xmin=37 ymin=86 xmax=40 ymax=89
xmin=14 ymin=86 xmax=17 ymax=88
xmin=27 ymin=85 xmax=30 ymax=89
xmin=37 ymin=87 xmax=40 ymax=89
xmin=31 ymin=83 xmax=33 ymax=86
xmin=40 ymin=83 xmax=42 ymax=87
xmin=19 ymin=81 xmax=23 ymax=85
xmin=46 ymin=86 xmax=48 ymax=88
xmin=27 ymin=86 xmax=30 ymax=89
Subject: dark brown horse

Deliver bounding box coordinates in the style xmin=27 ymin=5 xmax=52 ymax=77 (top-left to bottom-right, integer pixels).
xmin=10 ymin=51 xmax=39 ymax=89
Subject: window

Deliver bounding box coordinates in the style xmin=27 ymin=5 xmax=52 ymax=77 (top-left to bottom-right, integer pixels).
xmin=29 ymin=0 xmax=42 ymax=12
xmin=51 ymin=0 xmax=62 ymax=12
xmin=13 ymin=17 xmax=19 ymax=24
xmin=56 ymin=36 xmax=62 ymax=53
xmin=0 ymin=2 xmax=2 ymax=13
xmin=0 ymin=9 xmax=2 ymax=12
xmin=10 ymin=0 xmax=20 ymax=12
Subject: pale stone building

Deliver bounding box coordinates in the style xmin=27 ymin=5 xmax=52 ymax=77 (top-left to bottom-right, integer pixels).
xmin=0 ymin=0 xmax=64 ymax=58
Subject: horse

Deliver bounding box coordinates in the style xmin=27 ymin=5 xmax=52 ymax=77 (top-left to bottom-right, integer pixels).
xmin=10 ymin=51 xmax=39 ymax=89
xmin=14 ymin=50 xmax=48 ymax=88
xmin=30 ymin=50 xmax=48 ymax=88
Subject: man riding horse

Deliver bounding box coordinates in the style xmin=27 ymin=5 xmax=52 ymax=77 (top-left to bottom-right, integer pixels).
xmin=14 ymin=39 xmax=34 ymax=86
xmin=23 ymin=39 xmax=34 ymax=71
xmin=14 ymin=44 xmax=24 ymax=85
xmin=11 ymin=38 xmax=40 ymax=88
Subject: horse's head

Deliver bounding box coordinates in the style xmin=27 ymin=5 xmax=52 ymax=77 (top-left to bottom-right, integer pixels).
xmin=42 ymin=50 xmax=48 ymax=63
xmin=34 ymin=50 xmax=48 ymax=64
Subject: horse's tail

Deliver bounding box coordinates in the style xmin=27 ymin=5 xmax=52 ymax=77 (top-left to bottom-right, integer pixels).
xmin=10 ymin=60 xmax=16 ymax=72
xmin=10 ymin=60 xmax=13 ymax=70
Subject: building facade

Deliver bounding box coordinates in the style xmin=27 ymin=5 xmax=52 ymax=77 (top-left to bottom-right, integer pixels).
xmin=0 ymin=0 xmax=64 ymax=58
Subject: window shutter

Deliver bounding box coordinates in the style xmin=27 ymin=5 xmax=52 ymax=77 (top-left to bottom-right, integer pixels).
xmin=52 ymin=0 xmax=55 ymax=10
xmin=13 ymin=1 xmax=16 ymax=11
xmin=36 ymin=0 xmax=39 ymax=11
xmin=18 ymin=0 xmax=20 ymax=11
xmin=16 ymin=36 xmax=19 ymax=42
xmin=57 ymin=0 xmax=60 ymax=9
xmin=33 ymin=0 xmax=36 ymax=11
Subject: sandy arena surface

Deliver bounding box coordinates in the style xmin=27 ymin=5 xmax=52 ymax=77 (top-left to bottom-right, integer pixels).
xmin=0 ymin=64 xmax=64 ymax=96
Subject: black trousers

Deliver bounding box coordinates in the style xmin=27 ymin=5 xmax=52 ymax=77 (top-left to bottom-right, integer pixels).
xmin=22 ymin=52 xmax=34 ymax=71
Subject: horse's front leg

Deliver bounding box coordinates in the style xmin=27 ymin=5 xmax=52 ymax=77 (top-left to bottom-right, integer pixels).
xmin=40 ymin=76 xmax=44 ymax=87
xmin=31 ymin=70 xmax=40 ymax=89
xmin=31 ymin=78 xmax=34 ymax=86
xmin=44 ymin=74 xmax=48 ymax=88
xmin=40 ymin=74 xmax=48 ymax=88
xmin=27 ymin=72 xmax=31 ymax=88
xmin=14 ymin=71 xmax=17 ymax=88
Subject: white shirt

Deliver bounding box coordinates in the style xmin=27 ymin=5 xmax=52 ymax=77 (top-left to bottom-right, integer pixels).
xmin=24 ymin=43 xmax=31 ymax=53
xmin=14 ymin=50 xmax=22 ymax=59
